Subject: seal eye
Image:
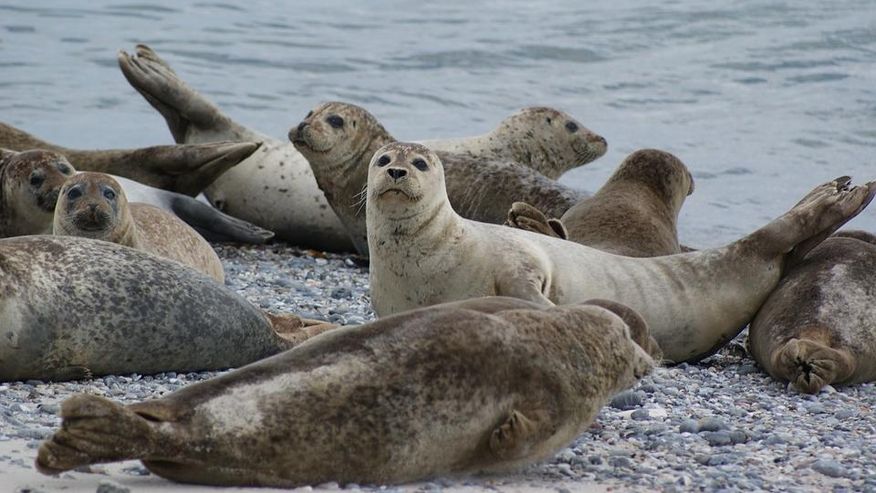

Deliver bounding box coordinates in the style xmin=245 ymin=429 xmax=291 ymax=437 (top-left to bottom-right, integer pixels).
xmin=29 ymin=173 xmax=44 ymax=187
xmin=67 ymin=187 xmax=82 ymax=201
xmin=306 ymin=111 xmax=313 ymax=118
xmin=565 ymin=121 xmax=578 ymax=133
xmin=377 ymin=155 xmax=391 ymax=167
xmin=412 ymin=158 xmax=428 ymax=171
xmin=327 ymin=115 xmax=344 ymax=129
xmin=57 ymin=163 xmax=73 ymax=175
xmin=545 ymin=117 xmax=553 ymax=124
xmin=103 ymin=188 xmax=116 ymax=201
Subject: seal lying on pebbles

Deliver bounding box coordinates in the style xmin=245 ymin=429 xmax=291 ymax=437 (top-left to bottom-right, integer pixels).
xmin=505 ymin=149 xmax=694 ymax=257
xmin=290 ymin=102 xmax=587 ymax=256
xmin=53 ymin=172 xmax=225 ymax=282
xmin=0 ymin=236 xmax=331 ymax=382
xmin=118 ymin=44 xmax=600 ymax=251
xmin=0 ymin=149 xmax=75 ymax=237
xmin=36 ymin=296 xmax=653 ymax=486
xmin=366 ymin=143 xmax=876 ymax=363
xmin=418 ymin=106 xmax=607 ymax=179
xmin=0 ymin=122 xmax=259 ymax=196
xmin=749 ymin=230 xmax=876 ymax=393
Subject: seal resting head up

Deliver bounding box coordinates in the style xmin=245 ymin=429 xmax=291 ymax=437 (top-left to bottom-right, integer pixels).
xmin=0 ymin=149 xmax=75 ymax=237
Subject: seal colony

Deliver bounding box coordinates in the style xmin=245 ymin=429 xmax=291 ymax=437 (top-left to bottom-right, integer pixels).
xmin=36 ymin=297 xmax=653 ymax=486
xmin=366 ymin=143 xmax=876 ymax=363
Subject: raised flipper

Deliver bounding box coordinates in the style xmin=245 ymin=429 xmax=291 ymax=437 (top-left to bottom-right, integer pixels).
xmin=489 ymin=409 xmax=553 ymax=460
xmin=169 ymin=195 xmax=274 ymax=244
xmin=505 ymin=202 xmax=567 ymax=239
xmin=117 ymin=44 xmax=249 ymax=142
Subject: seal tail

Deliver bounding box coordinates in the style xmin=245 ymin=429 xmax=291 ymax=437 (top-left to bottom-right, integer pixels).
xmin=771 ymin=338 xmax=856 ymax=394
xmin=36 ymin=394 xmax=161 ymax=475
xmin=169 ymin=194 xmax=275 ymax=243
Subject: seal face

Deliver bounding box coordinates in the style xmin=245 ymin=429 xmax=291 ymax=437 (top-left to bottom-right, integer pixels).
xmin=0 ymin=149 xmax=75 ymax=237
xmin=506 ymin=149 xmax=694 ymax=257
xmin=53 ymin=172 xmax=226 ymax=282
xmin=36 ymin=297 xmax=654 ymax=487
xmin=749 ymin=231 xmax=876 ymax=393
xmin=366 ymin=143 xmax=876 ymax=363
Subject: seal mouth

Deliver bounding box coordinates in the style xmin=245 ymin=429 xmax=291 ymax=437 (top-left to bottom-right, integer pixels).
xmin=290 ymin=133 xmax=333 ymax=155
xmin=378 ymin=188 xmax=417 ymax=200
xmin=71 ymin=212 xmax=112 ymax=232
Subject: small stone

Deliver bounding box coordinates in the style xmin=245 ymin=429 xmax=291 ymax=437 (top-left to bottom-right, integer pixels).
xmin=638 ymin=384 xmax=659 ymax=393
xmin=609 ymin=390 xmax=644 ymax=410
xmin=835 ymin=409 xmax=856 ymax=420
xmin=697 ymin=417 xmax=728 ymax=432
xmin=608 ymin=456 xmax=633 ymax=468
xmin=555 ymin=463 xmax=574 ymax=477
xmin=702 ymin=431 xmax=732 ymax=446
xmin=631 ymin=409 xmax=650 ymax=421
xmin=96 ymin=480 xmax=130 ymax=493
xmin=679 ymin=419 xmax=699 ymax=433
xmin=806 ymin=403 xmax=826 ymax=414
xmin=811 ymin=459 xmax=846 ymax=478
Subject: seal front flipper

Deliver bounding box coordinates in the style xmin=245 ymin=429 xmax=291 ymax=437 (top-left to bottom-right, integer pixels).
xmin=488 ymin=409 xmax=553 ymax=460
xmin=169 ymin=195 xmax=275 ymax=244
xmin=505 ymin=202 xmax=567 ymax=239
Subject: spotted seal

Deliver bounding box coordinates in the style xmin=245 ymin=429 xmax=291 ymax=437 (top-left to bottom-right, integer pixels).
xmin=0 ymin=149 xmax=75 ymax=237
xmin=36 ymin=297 xmax=653 ymax=486
xmin=366 ymin=143 xmax=875 ymax=363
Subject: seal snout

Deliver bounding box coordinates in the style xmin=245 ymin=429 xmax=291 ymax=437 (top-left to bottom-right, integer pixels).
xmin=387 ymin=168 xmax=407 ymax=181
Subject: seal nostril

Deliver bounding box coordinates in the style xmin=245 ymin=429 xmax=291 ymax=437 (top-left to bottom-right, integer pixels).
xmin=387 ymin=168 xmax=407 ymax=180
xmin=296 ymin=121 xmax=308 ymax=133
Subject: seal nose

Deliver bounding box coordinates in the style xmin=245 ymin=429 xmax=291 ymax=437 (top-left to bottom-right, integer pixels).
xmin=387 ymin=168 xmax=407 ymax=181
xmin=593 ymin=135 xmax=607 ymax=146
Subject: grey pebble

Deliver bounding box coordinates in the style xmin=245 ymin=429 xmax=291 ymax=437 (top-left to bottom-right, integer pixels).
xmin=811 ymin=458 xmax=847 ymax=478
xmin=631 ymin=409 xmax=651 ymax=420
xmin=609 ymin=390 xmax=644 ymax=410
xmin=96 ymin=480 xmax=130 ymax=493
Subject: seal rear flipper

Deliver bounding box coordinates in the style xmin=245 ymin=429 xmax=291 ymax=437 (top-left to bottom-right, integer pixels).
xmin=488 ymin=409 xmax=553 ymax=461
xmin=36 ymin=394 xmax=160 ymax=474
xmin=170 ymin=195 xmax=275 ymax=244
xmin=504 ymin=202 xmax=567 ymax=239
xmin=772 ymin=338 xmax=856 ymax=394
xmin=265 ymin=312 xmax=339 ymax=348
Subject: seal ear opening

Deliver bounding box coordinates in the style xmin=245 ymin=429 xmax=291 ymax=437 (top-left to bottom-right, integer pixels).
xmin=581 ymin=299 xmax=663 ymax=362
xmin=772 ymin=338 xmax=856 ymax=394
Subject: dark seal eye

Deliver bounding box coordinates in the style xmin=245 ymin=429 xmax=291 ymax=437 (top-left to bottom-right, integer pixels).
xmin=377 ymin=154 xmax=391 ymax=167
xmin=412 ymin=158 xmax=428 ymax=171
xmin=57 ymin=163 xmax=73 ymax=175
xmin=565 ymin=121 xmax=578 ymax=133
xmin=103 ymin=188 xmax=116 ymax=201
xmin=327 ymin=115 xmax=344 ymax=129
xmin=545 ymin=117 xmax=553 ymax=124
xmin=305 ymin=110 xmax=313 ymax=118
xmin=67 ymin=187 xmax=82 ymax=200
xmin=29 ymin=173 xmax=44 ymax=187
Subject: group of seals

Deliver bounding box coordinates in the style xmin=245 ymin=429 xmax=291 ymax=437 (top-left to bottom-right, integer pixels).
xmin=290 ymin=101 xmax=597 ymax=255
xmin=53 ymin=172 xmax=226 ymax=282
xmin=366 ymin=143 xmax=876 ymax=364
xmin=36 ymin=297 xmax=654 ymax=486
xmin=749 ymin=230 xmax=876 ymax=393
xmin=117 ymin=44 xmax=605 ymax=251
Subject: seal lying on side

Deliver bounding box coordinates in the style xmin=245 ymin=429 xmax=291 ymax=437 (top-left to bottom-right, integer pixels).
xmin=117 ymin=44 xmax=603 ymax=251
xmin=505 ymin=149 xmax=694 ymax=257
xmin=749 ymin=230 xmax=876 ymax=393
xmin=0 ymin=236 xmax=331 ymax=382
xmin=0 ymin=149 xmax=75 ymax=237
xmin=53 ymin=172 xmax=225 ymax=282
xmin=290 ymin=102 xmax=587 ymax=256
xmin=0 ymin=122 xmax=259 ymax=196
xmin=366 ymin=143 xmax=876 ymax=363
xmin=36 ymin=297 xmax=653 ymax=486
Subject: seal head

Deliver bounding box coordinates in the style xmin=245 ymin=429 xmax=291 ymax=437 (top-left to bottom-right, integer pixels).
xmin=0 ymin=149 xmax=75 ymax=237
xmin=53 ymin=172 xmax=137 ymax=244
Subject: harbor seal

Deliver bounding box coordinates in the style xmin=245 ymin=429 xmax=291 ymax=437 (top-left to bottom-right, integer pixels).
xmin=0 ymin=236 xmax=329 ymax=382
xmin=118 ymin=44 xmax=602 ymax=251
xmin=505 ymin=149 xmax=694 ymax=257
xmin=366 ymin=143 xmax=876 ymax=363
xmin=0 ymin=149 xmax=75 ymax=237
xmin=36 ymin=296 xmax=653 ymax=486
xmin=0 ymin=122 xmax=259 ymax=196
xmin=290 ymin=102 xmax=587 ymax=256
xmin=53 ymin=172 xmax=225 ymax=282
xmin=418 ymin=106 xmax=607 ymax=179
xmin=749 ymin=231 xmax=876 ymax=393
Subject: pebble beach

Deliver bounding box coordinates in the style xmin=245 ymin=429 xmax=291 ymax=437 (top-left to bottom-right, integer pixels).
xmin=2 ymin=244 xmax=873 ymax=493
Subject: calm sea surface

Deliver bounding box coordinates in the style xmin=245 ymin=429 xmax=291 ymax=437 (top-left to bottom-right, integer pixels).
xmin=2 ymin=1 xmax=874 ymax=246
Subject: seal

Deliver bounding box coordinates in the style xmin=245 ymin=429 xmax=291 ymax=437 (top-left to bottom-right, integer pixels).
xmin=366 ymin=143 xmax=876 ymax=363
xmin=418 ymin=106 xmax=607 ymax=179
xmin=36 ymin=296 xmax=654 ymax=486
xmin=290 ymin=102 xmax=587 ymax=256
xmin=0 ymin=235 xmax=333 ymax=382
xmin=749 ymin=230 xmax=876 ymax=393
xmin=505 ymin=149 xmax=694 ymax=257
xmin=53 ymin=172 xmax=225 ymax=282
xmin=0 ymin=149 xmax=75 ymax=237
xmin=118 ymin=44 xmax=602 ymax=251
xmin=0 ymin=122 xmax=259 ymax=196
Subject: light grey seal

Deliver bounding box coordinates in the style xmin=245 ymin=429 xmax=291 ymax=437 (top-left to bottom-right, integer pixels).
xmin=366 ymin=143 xmax=876 ymax=363
xmin=36 ymin=297 xmax=653 ymax=486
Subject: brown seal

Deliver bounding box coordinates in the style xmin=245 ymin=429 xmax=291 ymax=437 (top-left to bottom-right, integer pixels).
xmin=366 ymin=142 xmax=876 ymax=363
xmin=0 ymin=122 xmax=259 ymax=196
xmin=0 ymin=149 xmax=75 ymax=237
xmin=749 ymin=230 xmax=876 ymax=393
xmin=506 ymin=149 xmax=694 ymax=257
xmin=53 ymin=172 xmax=225 ymax=282
xmin=290 ymin=102 xmax=586 ymax=256
xmin=36 ymin=296 xmax=653 ymax=486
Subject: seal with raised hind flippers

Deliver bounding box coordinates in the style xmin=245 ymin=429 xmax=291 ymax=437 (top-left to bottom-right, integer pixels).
xmin=749 ymin=230 xmax=876 ymax=394
xmin=0 ymin=149 xmax=75 ymax=237
xmin=365 ymin=142 xmax=876 ymax=363
xmin=53 ymin=172 xmax=225 ymax=282
xmin=0 ymin=122 xmax=259 ymax=196
xmin=505 ymin=149 xmax=694 ymax=257
xmin=290 ymin=102 xmax=587 ymax=256
xmin=36 ymin=296 xmax=653 ymax=487
xmin=0 ymin=236 xmax=336 ymax=382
